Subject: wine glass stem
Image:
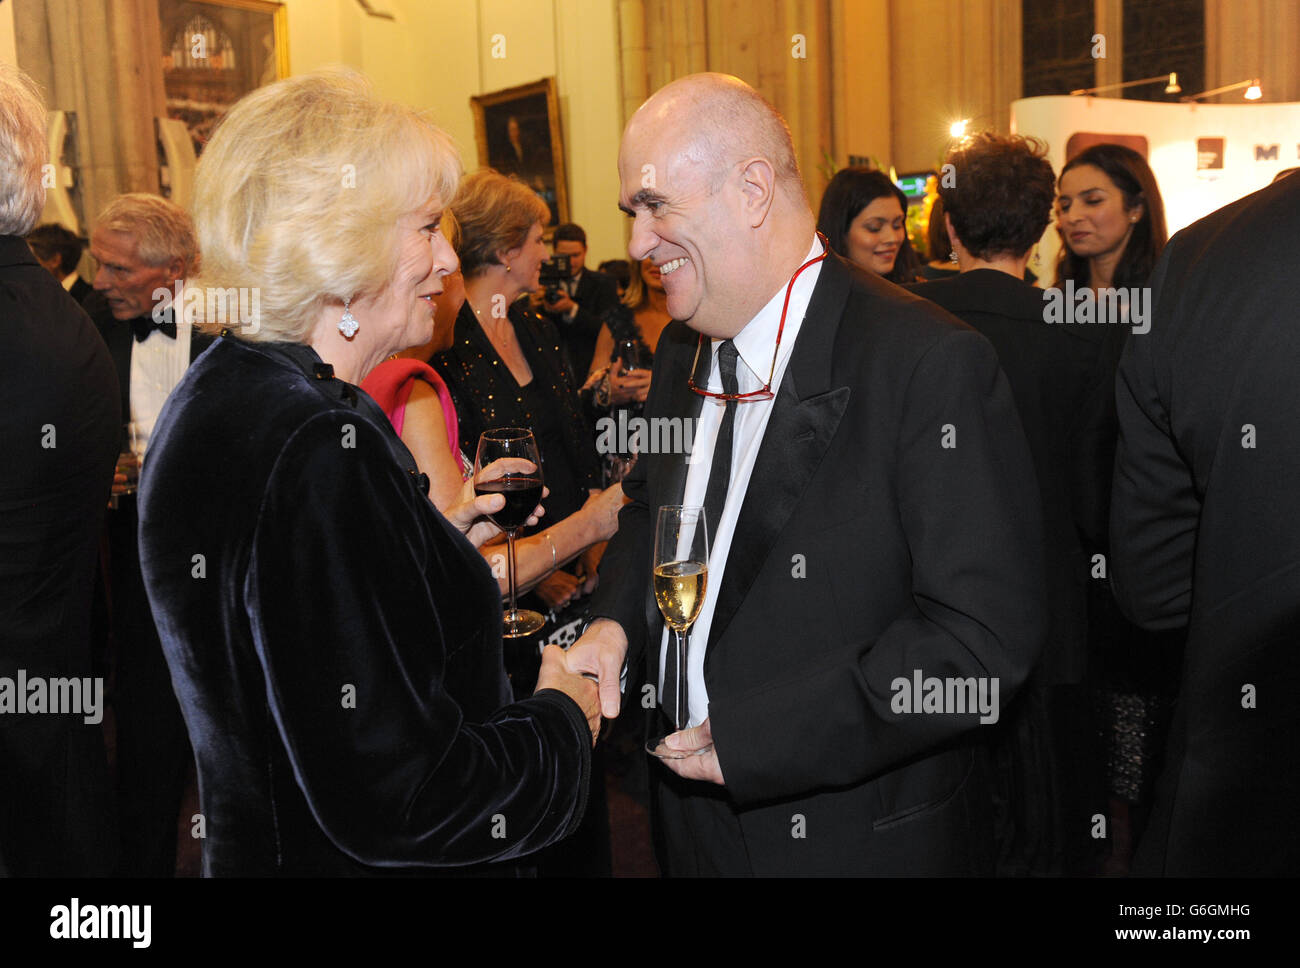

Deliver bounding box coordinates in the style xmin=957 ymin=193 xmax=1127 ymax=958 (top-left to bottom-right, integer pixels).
xmin=674 ymin=628 xmax=689 ymax=731
xmin=505 ymin=529 xmax=520 ymax=617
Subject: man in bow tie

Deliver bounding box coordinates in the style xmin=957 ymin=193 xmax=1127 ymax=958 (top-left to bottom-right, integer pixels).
xmin=87 ymin=193 xmax=209 ymax=876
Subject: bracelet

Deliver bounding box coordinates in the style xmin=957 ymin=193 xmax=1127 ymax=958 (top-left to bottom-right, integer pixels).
xmin=545 ymin=532 xmax=557 ymax=570
xmin=594 ymin=372 xmax=613 ymax=409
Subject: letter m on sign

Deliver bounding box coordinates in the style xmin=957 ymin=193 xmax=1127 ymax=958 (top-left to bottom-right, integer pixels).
xmin=1255 ymin=144 xmax=1279 ymax=161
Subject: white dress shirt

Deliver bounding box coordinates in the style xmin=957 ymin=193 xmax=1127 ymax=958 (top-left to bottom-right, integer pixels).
xmin=128 ymin=320 xmax=192 ymax=457
xmin=659 ymin=235 xmax=825 ymax=726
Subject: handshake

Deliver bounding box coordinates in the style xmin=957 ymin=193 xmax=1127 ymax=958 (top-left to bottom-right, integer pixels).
xmin=532 ymin=619 xmax=723 ymax=783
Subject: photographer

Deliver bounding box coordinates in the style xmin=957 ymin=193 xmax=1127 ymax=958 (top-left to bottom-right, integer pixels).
xmin=540 ymin=222 xmax=621 ymax=382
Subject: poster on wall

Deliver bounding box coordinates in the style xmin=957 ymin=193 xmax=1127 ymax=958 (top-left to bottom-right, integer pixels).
xmin=158 ymin=0 xmax=288 ymax=157
xmin=471 ymin=77 xmax=569 ymax=230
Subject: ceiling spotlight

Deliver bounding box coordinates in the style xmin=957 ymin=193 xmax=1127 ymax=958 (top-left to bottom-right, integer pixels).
xmin=1070 ymin=73 xmax=1180 ymax=96
xmin=1183 ymin=78 xmax=1265 ymax=102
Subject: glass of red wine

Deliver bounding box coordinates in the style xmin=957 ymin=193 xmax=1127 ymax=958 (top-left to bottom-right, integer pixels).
xmin=474 ymin=428 xmax=546 ymax=638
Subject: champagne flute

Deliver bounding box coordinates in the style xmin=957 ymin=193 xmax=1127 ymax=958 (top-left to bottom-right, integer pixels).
xmin=647 ymin=505 xmax=711 ymax=759
xmin=474 ymin=428 xmax=546 ymax=638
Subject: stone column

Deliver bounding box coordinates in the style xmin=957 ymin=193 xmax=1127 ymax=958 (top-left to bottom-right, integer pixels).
xmin=13 ymin=0 xmax=166 ymax=231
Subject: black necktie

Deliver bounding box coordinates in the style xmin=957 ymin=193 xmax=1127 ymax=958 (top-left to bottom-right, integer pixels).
xmin=702 ymin=340 xmax=739 ymax=555
xmin=131 ymin=315 xmax=177 ymax=343
xmin=664 ymin=339 xmax=738 ymax=727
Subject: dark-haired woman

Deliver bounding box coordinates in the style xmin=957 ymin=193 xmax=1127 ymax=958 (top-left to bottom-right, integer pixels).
xmin=1054 ymin=142 xmax=1183 ymax=875
xmin=816 ymin=167 xmax=920 ymax=283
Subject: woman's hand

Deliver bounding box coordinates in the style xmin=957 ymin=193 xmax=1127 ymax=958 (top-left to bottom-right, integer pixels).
xmin=533 ymin=570 xmax=582 ymax=610
xmin=444 ymin=458 xmax=546 ymax=548
xmin=579 ymin=483 xmax=625 ymax=543
xmin=607 ymin=359 xmax=651 ymax=405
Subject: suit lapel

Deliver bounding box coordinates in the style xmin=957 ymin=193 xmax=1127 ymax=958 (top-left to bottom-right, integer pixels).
xmin=706 ymin=253 xmax=854 ymax=656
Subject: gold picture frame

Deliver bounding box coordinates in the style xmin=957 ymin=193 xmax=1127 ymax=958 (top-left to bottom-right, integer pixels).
xmin=471 ymin=77 xmax=569 ymax=230
xmin=158 ymin=0 xmax=288 ymax=156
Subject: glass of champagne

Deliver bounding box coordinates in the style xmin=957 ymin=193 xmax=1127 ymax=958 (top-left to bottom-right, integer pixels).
xmin=647 ymin=505 xmax=711 ymax=759
xmin=474 ymin=428 xmax=546 ymax=638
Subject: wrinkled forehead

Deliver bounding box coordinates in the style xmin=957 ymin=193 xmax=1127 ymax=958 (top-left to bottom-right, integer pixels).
xmin=619 ymin=125 xmax=713 ymax=200
xmin=89 ymin=228 xmax=141 ymax=260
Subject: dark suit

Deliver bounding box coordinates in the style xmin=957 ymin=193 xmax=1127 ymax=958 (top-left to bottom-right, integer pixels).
xmin=0 ymin=235 xmax=120 ymax=875
xmin=910 ymin=269 xmax=1108 ymax=874
xmin=545 ymin=269 xmax=622 ymax=381
xmin=90 ymin=303 xmax=212 ymax=876
xmin=1110 ymin=174 xmax=1300 ymax=875
xmin=589 ymin=252 xmax=1046 ymax=874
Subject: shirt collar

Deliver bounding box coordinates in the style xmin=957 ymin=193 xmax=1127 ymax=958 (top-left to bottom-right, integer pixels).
xmin=718 ymin=234 xmax=825 ymax=390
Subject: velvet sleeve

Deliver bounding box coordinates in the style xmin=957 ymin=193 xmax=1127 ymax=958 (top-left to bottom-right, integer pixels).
xmin=712 ymin=329 xmax=1048 ymax=805
xmin=244 ymin=411 xmax=590 ymax=868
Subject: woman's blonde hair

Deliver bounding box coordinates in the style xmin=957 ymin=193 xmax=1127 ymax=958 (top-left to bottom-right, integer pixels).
xmin=190 ymin=67 xmax=461 ymax=341
xmin=622 ymin=258 xmax=649 ymax=310
xmin=454 ymin=169 xmax=549 ymax=278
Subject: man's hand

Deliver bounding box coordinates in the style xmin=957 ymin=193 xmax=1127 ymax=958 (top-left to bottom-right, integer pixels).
xmin=536 ymin=644 xmax=599 ymax=745
xmin=661 ymin=718 xmax=724 ymax=785
xmin=563 ymin=619 xmax=628 ymax=719
xmin=112 ymin=452 xmax=139 ymax=496
xmin=546 ymin=291 xmax=576 ymax=316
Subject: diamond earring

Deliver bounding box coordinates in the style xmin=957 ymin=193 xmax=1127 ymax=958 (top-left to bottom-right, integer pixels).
xmin=338 ymin=297 xmax=359 ymax=339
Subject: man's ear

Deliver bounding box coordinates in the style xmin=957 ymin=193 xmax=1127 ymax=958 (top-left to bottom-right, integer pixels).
xmin=166 ymin=256 xmax=185 ymax=284
xmin=736 ymin=156 xmax=777 ymax=228
xmin=944 ymin=212 xmax=960 ymax=254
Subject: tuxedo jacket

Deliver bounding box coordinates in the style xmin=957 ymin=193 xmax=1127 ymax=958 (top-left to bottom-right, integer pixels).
xmin=909 ymin=269 xmax=1106 ymax=686
xmin=547 ymin=268 xmax=621 ymax=380
xmin=1111 ymin=173 xmax=1300 ymax=875
xmin=589 ymin=252 xmax=1047 ymax=874
xmin=90 ymin=304 xmax=213 ymax=449
xmin=0 ymin=235 xmax=120 ymax=874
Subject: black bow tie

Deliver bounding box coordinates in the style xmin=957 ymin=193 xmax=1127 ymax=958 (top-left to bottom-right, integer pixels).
xmin=131 ymin=315 xmax=177 ymax=342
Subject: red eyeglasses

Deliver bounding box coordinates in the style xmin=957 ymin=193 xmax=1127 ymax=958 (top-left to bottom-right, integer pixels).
xmin=687 ymin=234 xmax=828 ymax=401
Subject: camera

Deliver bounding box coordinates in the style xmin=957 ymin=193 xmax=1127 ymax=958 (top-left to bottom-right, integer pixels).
xmin=539 ymin=253 xmax=572 ymax=304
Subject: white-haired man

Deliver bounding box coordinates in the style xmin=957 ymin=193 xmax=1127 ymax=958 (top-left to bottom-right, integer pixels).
xmin=0 ymin=63 xmax=120 ymax=875
xmin=567 ymin=74 xmax=1046 ymax=874
xmin=87 ymin=193 xmax=210 ymax=876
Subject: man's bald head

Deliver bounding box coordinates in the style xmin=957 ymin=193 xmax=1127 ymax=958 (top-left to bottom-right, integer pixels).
xmin=617 ymin=73 xmax=816 ymax=338
xmin=625 ymin=73 xmax=802 ymax=197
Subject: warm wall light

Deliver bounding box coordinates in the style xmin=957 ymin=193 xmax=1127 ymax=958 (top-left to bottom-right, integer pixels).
xmin=1183 ymin=78 xmax=1264 ymax=102
xmin=1070 ymin=73 xmax=1180 ymax=97
xmin=949 ymin=119 xmax=969 ymax=138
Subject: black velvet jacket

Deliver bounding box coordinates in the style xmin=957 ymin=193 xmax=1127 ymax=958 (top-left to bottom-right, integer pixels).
xmin=137 ymin=336 xmax=590 ymax=876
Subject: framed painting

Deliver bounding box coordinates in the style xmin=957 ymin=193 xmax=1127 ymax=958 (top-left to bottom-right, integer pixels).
xmin=158 ymin=0 xmax=288 ymax=156
xmin=471 ymin=77 xmax=568 ymax=230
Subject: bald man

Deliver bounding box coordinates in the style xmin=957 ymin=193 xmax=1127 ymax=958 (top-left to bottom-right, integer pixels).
xmin=568 ymin=74 xmax=1046 ymax=875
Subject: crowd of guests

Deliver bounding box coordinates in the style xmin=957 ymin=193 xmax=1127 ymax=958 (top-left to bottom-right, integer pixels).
xmin=2 ymin=58 xmax=1296 ymax=877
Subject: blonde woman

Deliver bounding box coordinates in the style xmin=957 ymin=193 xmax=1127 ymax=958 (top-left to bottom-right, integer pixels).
xmin=137 ymin=69 xmax=597 ymax=876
